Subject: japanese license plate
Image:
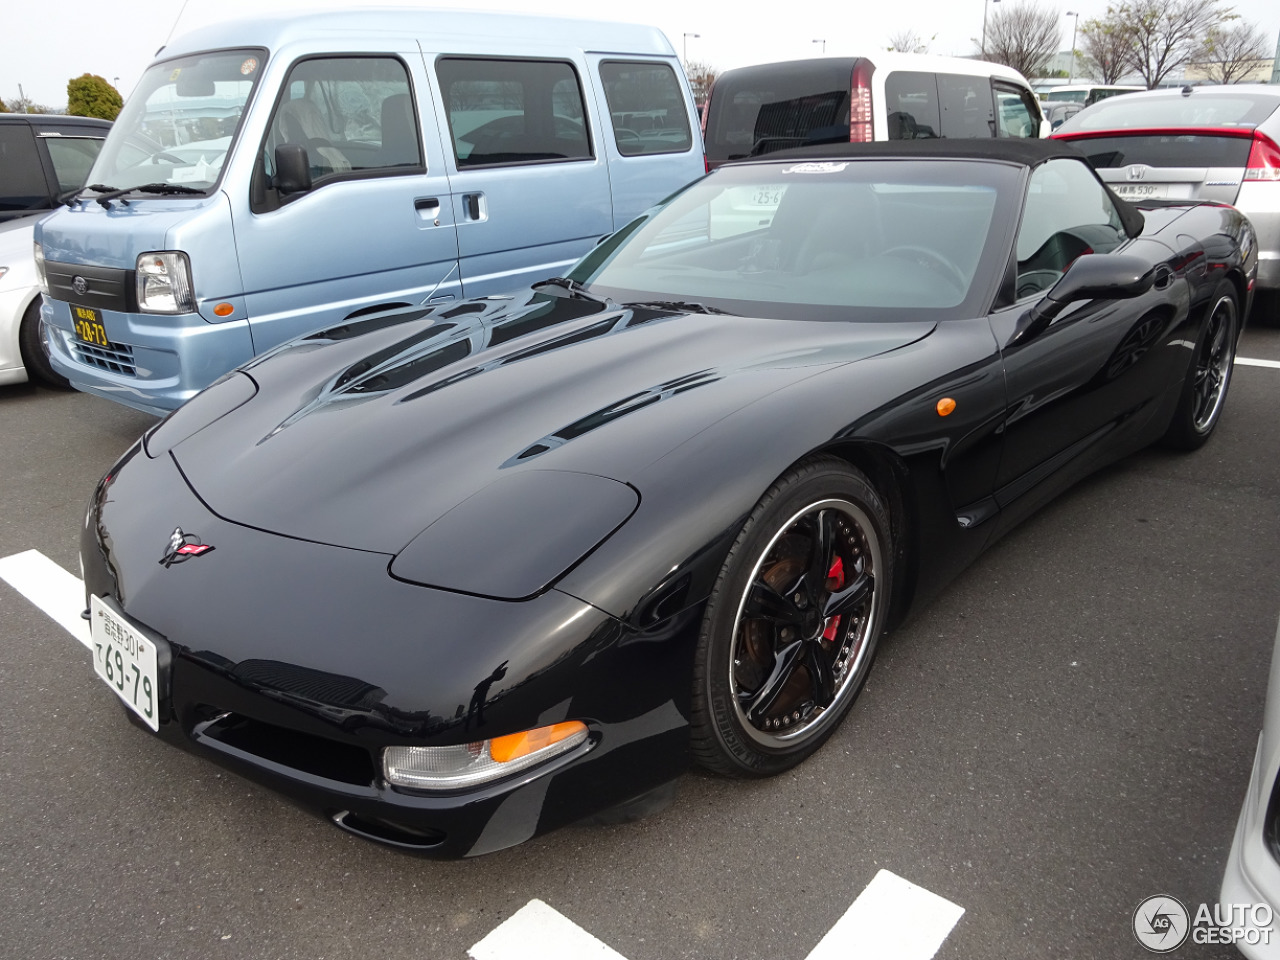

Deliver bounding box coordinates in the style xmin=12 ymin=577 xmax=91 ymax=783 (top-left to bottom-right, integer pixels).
xmin=1110 ymin=183 xmax=1169 ymax=199
xmin=72 ymin=305 xmax=110 ymax=347
xmin=91 ymin=595 xmax=160 ymax=731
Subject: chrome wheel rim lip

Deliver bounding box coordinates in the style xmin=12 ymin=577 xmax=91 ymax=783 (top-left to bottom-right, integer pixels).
xmin=1192 ymin=294 xmax=1236 ymax=433
xmin=727 ymin=497 xmax=884 ymax=749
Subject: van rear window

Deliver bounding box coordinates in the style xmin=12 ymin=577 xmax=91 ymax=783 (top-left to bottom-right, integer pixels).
xmin=598 ymin=61 xmax=693 ymax=157
xmin=437 ymin=58 xmax=592 ymax=167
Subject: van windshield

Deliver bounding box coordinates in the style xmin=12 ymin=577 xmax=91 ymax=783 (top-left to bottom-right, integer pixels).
xmin=86 ymin=49 xmax=265 ymax=194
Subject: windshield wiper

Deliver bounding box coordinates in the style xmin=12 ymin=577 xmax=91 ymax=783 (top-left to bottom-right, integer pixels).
xmin=531 ymin=277 xmax=611 ymax=304
xmin=81 ymin=182 xmax=206 ymax=208
xmin=622 ymin=299 xmax=733 ymax=315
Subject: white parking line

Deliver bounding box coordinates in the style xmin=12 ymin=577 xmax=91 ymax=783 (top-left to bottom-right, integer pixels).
xmin=469 ymin=871 xmax=963 ymax=960
xmin=1238 ymin=357 xmax=1280 ymax=369
xmin=469 ymin=899 xmax=627 ymax=960
xmin=0 ymin=549 xmax=89 ymax=649
xmin=805 ymin=869 xmax=965 ymax=960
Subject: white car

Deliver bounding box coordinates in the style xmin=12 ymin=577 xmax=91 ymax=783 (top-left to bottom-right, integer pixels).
xmin=0 ymin=114 xmax=109 ymax=387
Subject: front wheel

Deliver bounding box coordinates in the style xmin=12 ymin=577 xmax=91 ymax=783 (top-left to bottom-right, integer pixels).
xmin=1162 ymin=281 xmax=1237 ymax=450
xmin=691 ymin=457 xmax=892 ymax=777
xmin=18 ymin=299 xmax=70 ymax=389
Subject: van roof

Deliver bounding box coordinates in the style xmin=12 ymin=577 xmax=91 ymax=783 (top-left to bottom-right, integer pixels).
xmin=715 ymin=53 xmax=1035 ymax=87
xmin=160 ymin=8 xmax=677 ymax=60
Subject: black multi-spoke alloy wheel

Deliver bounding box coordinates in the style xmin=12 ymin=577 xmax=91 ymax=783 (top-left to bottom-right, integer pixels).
xmin=18 ymin=299 xmax=70 ymax=389
xmin=1163 ymin=281 xmax=1238 ymax=450
xmin=692 ymin=457 xmax=892 ymax=776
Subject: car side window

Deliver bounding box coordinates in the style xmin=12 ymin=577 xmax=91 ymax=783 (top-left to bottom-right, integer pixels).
xmin=937 ymin=73 xmax=995 ymax=138
xmin=0 ymin=124 xmax=50 ymax=211
xmin=43 ymin=137 xmax=106 ymax=195
xmin=437 ymin=58 xmax=592 ymax=167
xmin=1015 ymin=158 xmax=1126 ymax=299
xmin=994 ymin=82 xmax=1039 ymax=138
xmin=884 ymin=72 xmax=940 ymax=140
xmin=598 ymin=61 xmax=693 ymax=156
xmin=263 ymin=56 xmax=421 ymax=185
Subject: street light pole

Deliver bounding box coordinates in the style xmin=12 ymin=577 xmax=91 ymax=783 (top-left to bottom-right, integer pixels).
xmin=1065 ymin=11 xmax=1080 ymax=83
xmin=981 ymin=0 xmax=1001 ymax=57
xmin=813 ymin=39 xmax=826 ymax=54
xmin=683 ymin=32 xmax=700 ymax=64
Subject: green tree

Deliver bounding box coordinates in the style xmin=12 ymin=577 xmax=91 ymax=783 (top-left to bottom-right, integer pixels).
xmin=1080 ymin=15 xmax=1137 ymax=84
xmin=0 ymin=99 xmax=9 ymax=113
xmin=67 ymin=74 xmax=123 ymax=121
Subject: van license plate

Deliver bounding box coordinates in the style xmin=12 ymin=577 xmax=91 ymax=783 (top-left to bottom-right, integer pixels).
xmin=91 ymin=595 xmax=160 ymax=731
xmin=72 ymin=305 xmax=110 ymax=347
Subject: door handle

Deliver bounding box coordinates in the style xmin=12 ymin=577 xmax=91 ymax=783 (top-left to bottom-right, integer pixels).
xmin=463 ymin=193 xmax=485 ymax=221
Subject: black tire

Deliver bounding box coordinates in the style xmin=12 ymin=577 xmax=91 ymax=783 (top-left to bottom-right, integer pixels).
xmin=691 ymin=456 xmax=893 ymax=777
xmin=18 ymin=299 xmax=70 ymax=389
xmin=1162 ymin=281 xmax=1237 ymax=451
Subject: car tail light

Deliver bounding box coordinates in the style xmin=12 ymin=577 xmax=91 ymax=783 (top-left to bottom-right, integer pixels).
xmin=850 ymin=59 xmax=875 ymax=143
xmin=1245 ymin=131 xmax=1280 ymax=182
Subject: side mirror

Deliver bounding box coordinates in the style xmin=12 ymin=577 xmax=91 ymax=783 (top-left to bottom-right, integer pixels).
xmin=274 ymin=144 xmax=312 ymax=196
xmin=1013 ymin=254 xmax=1154 ymax=345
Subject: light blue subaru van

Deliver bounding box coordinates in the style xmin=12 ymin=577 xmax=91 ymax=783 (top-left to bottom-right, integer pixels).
xmin=35 ymin=10 xmax=705 ymax=414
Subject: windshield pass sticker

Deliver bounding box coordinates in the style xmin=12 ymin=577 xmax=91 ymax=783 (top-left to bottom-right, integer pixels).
xmin=240 ymin=58 xmax=258 ymax=76
xmin=783 ymin=162 xmax=848 ymax=175
xmin=169 ymin=68 xmax=182 ymax=82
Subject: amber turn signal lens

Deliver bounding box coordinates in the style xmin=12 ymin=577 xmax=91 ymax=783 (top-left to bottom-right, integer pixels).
xmin=489 ymin=721 xmax=588 ymax=763
xmin=213 ymin=302 xmax=235 ymax=317
xmin=936 ymin=397 xmax=957 ymax=417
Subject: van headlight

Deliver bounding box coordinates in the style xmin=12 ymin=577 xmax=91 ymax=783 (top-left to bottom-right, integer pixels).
xmin=137 ymin=251 xmax=194 ymax=314
xmin=33 ymin=241 xmax=47 ymax=294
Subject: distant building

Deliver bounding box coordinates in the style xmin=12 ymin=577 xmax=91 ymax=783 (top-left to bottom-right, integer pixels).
xmin=1273 ymin=29 xmax=1279 ymax=84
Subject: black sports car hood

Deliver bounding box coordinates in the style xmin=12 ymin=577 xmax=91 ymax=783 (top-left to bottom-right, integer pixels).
xmin=167 ymin=292 xmax=934 ymax=555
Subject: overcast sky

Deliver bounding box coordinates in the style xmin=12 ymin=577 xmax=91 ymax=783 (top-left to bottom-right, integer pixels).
xmin=5 ymin=0 xmax=1279 ymax=108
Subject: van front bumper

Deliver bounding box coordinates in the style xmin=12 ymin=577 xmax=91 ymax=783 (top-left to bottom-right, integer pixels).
xmin=43 ymin=297 xmax=254 ymax=414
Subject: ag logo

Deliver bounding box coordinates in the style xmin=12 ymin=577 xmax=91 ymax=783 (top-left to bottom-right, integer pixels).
xmin=1133 ymin=895 xmax=1190 ymax=953
xmin=159 ymin=527 xmax=215 ymax=567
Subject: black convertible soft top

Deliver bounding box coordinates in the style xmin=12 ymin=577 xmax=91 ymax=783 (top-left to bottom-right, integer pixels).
xmin=744 ymin=137 xmax=1145 ymax=237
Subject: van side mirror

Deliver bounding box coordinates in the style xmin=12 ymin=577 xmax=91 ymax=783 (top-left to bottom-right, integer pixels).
xmin=274 ymin=144 xmax=312 ymax=196
xmin=1013 ymin=254 xmax=1155 ymax=345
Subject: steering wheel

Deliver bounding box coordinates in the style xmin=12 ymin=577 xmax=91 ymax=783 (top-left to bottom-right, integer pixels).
xmin=148 ymin=151 xmax=185 ymax=165
xmin=882 ymin=245 xmax=967 ymax=291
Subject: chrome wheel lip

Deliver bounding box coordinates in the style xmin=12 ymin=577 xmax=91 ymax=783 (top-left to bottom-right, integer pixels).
xmin=1192 ymin=293 xmax=1236 ymax=434
xmin=727 ymin=497 xmax=884 ymax=749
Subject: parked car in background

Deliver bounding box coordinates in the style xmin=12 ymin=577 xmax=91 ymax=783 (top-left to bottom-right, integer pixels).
xmin=80 ymin=139 xmax=1254 ymax=857
xmin=1042 ymin=100 xmax=1083 ymax=131
xmin=35 ymin=10 xmax=706 ymax=415
xmin=0 ymin=114 xmax=110 ymax=387
xmin=1053 ymin=85 xmax=1280 ymax=322
xmin=1042 ymin=84 xmax=1143 ymax=107
xmin=701 ymin=53 xmax=1049 ymax=170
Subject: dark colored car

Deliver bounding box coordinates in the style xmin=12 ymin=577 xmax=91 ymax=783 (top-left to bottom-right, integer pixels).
xmin=81 ymin=139 xmax=1255 ymax=857
xmin=0 ymin=114 xmax=110 ymax=387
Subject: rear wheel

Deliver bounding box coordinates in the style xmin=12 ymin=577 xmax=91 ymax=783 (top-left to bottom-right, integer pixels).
xmin=18 ymin=299 xmax=70 ymax=389
xmin=1162 ymin=281 xmax=1237 ymax=450
xmin=691 ymin=457 xmax=892 ymax=777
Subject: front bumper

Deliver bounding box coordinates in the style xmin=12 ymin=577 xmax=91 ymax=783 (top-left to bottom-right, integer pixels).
xmin=82 ymin=443 xmax=698 ymax=856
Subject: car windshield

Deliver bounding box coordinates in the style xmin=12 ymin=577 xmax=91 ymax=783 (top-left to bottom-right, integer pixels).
xmin=85 ymin=48 xmax=265 ymax=193
xmin=568 ymin=158 xmax=1015 ymax=322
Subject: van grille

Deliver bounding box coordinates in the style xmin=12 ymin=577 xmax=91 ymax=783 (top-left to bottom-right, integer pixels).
xmin=74 ymin=339 xmax=136 ymax=376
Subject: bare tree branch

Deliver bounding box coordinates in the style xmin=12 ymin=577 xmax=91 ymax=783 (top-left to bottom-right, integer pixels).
xmin=1192 ymin=20 xmax=1271 ymax=84
xmin=1079 ymin=15 xmax=1137 ymax=83
xmin=887 ymin=30 xmax=933 ymax=54
xmin=684 ymin=60 xmax=719 ymax=105
xmin=980 ymin=2 xmax=1062 ymax=79
xmin=1116 ymin=0 xmax=1237 ymax=88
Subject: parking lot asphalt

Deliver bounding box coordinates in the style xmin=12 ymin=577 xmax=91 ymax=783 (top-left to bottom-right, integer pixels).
xmin=4 ymin=322 xmax=1280 ymax=960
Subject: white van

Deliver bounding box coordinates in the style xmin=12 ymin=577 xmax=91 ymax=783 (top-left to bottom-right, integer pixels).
xmin=702 ymin=53 xmax=1049 ymax=169
xmin=35 ymin=10 xmax=705 ymax=414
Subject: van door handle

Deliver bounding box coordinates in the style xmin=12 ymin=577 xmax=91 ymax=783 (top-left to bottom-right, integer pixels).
xmin=463 ymin=193 xmax=484 ymax=221
xmin=414 ymin=197 xmax=440 ymax=215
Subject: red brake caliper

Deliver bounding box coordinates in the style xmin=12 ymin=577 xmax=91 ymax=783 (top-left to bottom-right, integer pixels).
xmin=822 ymin=556 xmax=844 ymax=641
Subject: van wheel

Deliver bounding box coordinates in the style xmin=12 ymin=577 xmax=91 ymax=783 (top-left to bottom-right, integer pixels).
xmin=18 ymin=300 xmax=70 ymax=389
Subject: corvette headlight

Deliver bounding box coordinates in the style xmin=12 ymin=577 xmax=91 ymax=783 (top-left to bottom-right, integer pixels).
xmin=383 ymin=721 xmax=589 ymax=791
xmin=137 ymin=251 xmax=194 ymax=314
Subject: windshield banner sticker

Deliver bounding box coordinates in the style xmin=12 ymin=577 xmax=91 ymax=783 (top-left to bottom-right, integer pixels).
xmin=783 ymin=162 xmax=849 ymax=175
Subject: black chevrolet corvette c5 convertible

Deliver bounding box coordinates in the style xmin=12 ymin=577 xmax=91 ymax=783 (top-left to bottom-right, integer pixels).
xmin=81 ymin=139 xmax=1257 ymax=857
